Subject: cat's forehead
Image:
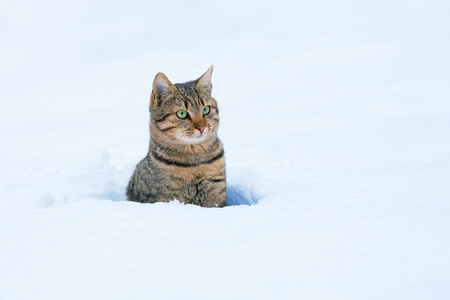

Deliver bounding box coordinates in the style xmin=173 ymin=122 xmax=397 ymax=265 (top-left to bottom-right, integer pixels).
xmin=159 ymin=82 xmax=214 ymax=109
xmin=174 ymin=81 xmax=196 ymax=94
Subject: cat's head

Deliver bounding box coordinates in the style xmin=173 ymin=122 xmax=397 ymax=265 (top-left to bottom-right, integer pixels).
xmin=149 ymin=66 xmax=220 ymax=146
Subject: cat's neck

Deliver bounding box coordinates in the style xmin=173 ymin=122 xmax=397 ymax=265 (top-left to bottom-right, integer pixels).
xmin=149 ymin=136 xmax=221 ymax=157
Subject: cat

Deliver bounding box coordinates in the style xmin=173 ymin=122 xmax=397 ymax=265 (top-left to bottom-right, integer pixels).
xmin=127 ymin=66 xmax=226 ymax=207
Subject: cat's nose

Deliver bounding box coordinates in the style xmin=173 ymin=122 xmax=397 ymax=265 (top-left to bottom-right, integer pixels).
xmin=197 ymin=126 xmax=206 ymax=133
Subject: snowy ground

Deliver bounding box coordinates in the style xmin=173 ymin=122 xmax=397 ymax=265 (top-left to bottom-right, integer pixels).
xmin=1 ymin=1 xmax=450 ymax=299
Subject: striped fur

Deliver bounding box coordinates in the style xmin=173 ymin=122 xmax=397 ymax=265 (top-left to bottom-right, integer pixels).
xmin=127 ymin=66 xmax=226 ymax=207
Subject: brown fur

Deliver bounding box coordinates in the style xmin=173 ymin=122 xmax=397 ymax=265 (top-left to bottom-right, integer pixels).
xmin=127 ymin=66 xmax=226 ymax=207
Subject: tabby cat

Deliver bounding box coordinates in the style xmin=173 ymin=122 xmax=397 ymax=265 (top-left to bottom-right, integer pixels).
xmin=127 ymin=66 xmax=226 ymax=207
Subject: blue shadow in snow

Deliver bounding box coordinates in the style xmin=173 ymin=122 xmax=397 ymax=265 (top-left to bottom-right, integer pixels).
xmin=226 ymin=185 xmax=259 ymax=206
xmin=90 ymin=181 xmax=127 ymax=202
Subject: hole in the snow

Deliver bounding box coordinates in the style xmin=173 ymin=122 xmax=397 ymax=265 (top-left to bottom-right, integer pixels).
xmin=90 ymin=181 xmax=126 ymax=202
xmin=226 ymin=185 xmax=259 ymax=206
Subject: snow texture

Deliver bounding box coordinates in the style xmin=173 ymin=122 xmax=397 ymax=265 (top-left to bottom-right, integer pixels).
xmin=1 ymin=1 xmax=450 ymax=299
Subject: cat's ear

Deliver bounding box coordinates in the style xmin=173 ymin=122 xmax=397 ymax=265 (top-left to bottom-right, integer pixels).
xmin=151 ymin=72 xmax=176 ymax=108
xmin=196 ymin=65 xmax=214 ymax=94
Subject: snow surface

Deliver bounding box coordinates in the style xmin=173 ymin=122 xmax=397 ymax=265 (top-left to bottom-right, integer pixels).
xmin=1 ymin=1 xmax=450 ymax=299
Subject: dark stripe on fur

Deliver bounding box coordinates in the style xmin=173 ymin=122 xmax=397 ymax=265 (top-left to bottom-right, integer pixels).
xmin=151 ymin=149 xmax=224 ymax=167
xmin=209 ymin=178 xmax=225 ymax=182
xmin=154 ymin=114 xmax=172 ymax=123
xmin=160 ymin=126 xmax=177 ymax=132
xmin=196 ymin=90 xmax=205 ymax=106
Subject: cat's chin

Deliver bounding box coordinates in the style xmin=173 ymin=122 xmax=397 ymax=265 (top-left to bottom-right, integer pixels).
xmin=178 ymin=134 xmax=208 ymax=145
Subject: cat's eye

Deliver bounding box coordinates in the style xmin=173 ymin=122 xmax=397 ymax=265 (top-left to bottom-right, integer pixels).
xmin=202 ymin=106 xmax=210 ymax=115
xmin=176 ymin=110 xmax=188 ymax=119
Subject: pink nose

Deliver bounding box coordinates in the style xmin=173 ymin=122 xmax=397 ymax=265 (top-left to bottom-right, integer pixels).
xmin=197 ymin=126 xmax=206 ymax=133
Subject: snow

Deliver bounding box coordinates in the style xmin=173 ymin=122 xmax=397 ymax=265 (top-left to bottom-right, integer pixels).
xmin=1 ymin=0 xmax=450 ymax=299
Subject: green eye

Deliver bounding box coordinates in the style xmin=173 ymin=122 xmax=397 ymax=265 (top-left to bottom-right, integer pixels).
xmin=202 ymin=106 xmax=210 ymax=115
xmin=176 ymin=110 xmax=188 ymax=119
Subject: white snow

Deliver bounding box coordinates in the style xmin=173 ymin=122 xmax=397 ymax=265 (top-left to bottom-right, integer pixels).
xmin=1 ymin=1 xmax=450 ymax=299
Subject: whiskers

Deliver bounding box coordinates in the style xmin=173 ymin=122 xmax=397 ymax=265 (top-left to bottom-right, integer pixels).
xmin=155 ymin=131 xmax=186 ymax=154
